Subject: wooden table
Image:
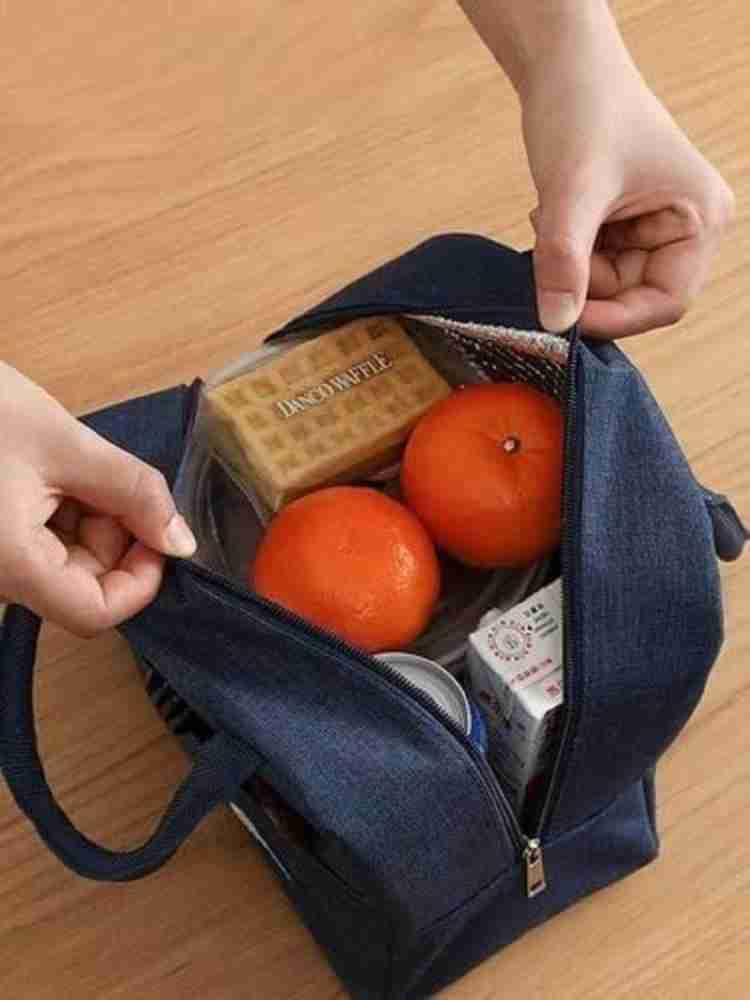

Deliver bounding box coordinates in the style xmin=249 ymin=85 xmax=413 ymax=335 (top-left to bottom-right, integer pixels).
xmin=1 ymin=2 xmax=748 ymax=997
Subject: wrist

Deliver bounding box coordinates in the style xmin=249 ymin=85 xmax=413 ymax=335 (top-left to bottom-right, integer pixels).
xmin=515 ymin=2 xmax=629 ymax=100
xmin=459 ymin=0 xmax=629 ymax=101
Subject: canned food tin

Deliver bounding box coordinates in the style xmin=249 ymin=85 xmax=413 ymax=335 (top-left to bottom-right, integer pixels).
xmin=466 ymin=696 xmax=488 ymax=753
xmin=376 ymin=652 xmax=487 ymax=752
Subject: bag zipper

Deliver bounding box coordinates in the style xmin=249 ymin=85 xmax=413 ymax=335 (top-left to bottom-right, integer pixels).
xmin=402 ymin=315 xmax=581 ymax=895
xmin=183 ymin=562 xmax=530 ymax=866
xmin=183 ymin=308 xmax=581 ymax=898
xmin=532 ymin=327 xmax=582 ymax=842
xmin=405 ymin=314 xmax=582 ymax=895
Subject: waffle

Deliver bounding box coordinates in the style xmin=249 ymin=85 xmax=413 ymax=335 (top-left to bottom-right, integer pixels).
xmin=205 ymin=317 xmax=452 ymax=513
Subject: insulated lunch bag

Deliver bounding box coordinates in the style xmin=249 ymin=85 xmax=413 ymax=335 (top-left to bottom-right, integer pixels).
xmin=1 ymin=234 xmax=746 ymax=999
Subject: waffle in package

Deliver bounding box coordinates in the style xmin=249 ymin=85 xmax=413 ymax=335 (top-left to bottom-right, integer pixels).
xmin=205 ymin=317 xmax=451 ymax=512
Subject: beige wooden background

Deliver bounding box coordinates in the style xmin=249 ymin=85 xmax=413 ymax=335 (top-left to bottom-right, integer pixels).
xmin=0 ymin=1 xmax=748 ymax=997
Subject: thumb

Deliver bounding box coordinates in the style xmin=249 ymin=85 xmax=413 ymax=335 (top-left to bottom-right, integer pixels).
xmin=54 ymin=422 xmax=197 ymax=558
xmin=532 ymin=186 xmax=606 ymax=332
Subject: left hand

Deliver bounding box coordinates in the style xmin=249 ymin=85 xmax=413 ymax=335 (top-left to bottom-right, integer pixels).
xmin=0 ymin=362 xmax=196 ymax=636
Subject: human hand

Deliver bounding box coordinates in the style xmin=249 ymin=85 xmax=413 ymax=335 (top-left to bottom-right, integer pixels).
xmin=519 ymin=5 xmax=734 ymax=337
xmin=0 ymin=363 xmax=196 ymax=636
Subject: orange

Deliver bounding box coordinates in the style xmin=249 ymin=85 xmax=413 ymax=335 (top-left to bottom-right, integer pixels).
xmin=251 ymin=486 xmax=440 ymax=653
xmin=401 ymin=383 xmax=564 ymax=569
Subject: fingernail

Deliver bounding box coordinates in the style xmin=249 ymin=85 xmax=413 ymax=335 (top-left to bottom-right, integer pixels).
xmin=538 ymin=292 xmax=579 ymax=333
xmin=165 ymin=514 xmax=197 ymax=557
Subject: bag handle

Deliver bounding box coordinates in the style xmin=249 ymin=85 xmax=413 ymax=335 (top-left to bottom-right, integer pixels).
xmin=0 ymin=604 xmax=263 ymax=882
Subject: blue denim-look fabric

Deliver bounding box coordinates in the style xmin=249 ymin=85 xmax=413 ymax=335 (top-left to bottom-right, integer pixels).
xmin=121 ymin=562 xmax=517 ymax=933
xmin=225 ymin=773 xmax=657 ymax=1000
xmin=270 ymin=233 xmax=543 ymax=337
xmin=546 ymin=339 xmax=724 ymax=836
xmin=1 ymin=234 xmax=737 ymax=998
xmin=78 ymin=381 xmax=193 ymax=484
xmin=393 ymin=776 xmax=658 ymax=999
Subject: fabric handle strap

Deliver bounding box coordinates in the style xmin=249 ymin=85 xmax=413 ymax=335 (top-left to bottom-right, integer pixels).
xmin=0 ymin=604 xmax=262 ymax=882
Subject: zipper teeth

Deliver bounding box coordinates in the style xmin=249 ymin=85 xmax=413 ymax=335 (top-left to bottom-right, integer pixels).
xmin=185 ymin=562 xmax=526 ymax=851
xmin=534 ymin=329 xmax=582 ymax=838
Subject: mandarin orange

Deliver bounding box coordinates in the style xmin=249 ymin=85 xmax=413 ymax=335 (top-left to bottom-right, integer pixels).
xmin=401 ymin=383 xmax=563 ymax=568
xmin=251 ymin=486 xmax=440 ymax=653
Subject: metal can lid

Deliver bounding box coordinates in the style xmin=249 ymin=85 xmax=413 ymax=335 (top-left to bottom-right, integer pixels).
xmin=376 ymin=652 xmax=470 ymax=733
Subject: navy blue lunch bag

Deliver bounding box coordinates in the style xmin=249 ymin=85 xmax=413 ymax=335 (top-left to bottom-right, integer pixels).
xmin=1 ymin=234 xmax=746 ymax=999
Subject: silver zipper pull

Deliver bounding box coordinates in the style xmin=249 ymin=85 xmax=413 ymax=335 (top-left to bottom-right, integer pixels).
xmin=523 ymin=839 xmax=547 ymax=898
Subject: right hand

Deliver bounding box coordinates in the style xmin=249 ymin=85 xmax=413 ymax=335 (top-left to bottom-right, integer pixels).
xmin=0 ymin=363 xmax=196 ymax=637
xmin=518 ymin=7 xmax=734 ymax=337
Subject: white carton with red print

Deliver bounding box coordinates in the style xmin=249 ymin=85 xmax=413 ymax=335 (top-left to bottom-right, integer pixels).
xmin=467 ymin=578 xmax=564 ymax=816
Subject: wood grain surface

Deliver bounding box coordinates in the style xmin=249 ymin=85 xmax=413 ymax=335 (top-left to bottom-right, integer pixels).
xmin=1 ymin=2 xmax=748 ymax=997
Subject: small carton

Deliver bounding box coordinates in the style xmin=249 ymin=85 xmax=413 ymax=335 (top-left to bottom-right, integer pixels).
xmin=466 ymin=579 xmax=563 ymax=817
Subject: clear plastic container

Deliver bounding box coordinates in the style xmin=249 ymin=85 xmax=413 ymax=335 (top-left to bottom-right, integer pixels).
xmin=173 ymin=318 xmax=555 ymax=669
